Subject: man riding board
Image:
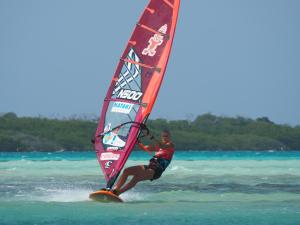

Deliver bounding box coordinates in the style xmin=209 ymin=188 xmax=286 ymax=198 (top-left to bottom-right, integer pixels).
xmin=112 ymin=129 xmax=175 ymax=196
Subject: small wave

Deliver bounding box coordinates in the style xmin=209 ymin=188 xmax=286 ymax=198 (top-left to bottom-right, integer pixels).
xmin=55 ymin=149 xmax=65 ymax=153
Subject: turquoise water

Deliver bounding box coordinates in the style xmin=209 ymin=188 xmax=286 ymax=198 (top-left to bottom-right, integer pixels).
xmin=1 ymin=151 xmax=300 ymax=225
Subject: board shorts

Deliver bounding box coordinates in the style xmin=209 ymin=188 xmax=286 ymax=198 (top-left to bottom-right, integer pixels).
xmin=144 ymin=157 xmax=171 ymax=181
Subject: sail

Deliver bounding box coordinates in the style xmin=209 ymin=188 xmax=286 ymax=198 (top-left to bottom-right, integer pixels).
xmin=94 ymin=0 xmax=180 ymax=188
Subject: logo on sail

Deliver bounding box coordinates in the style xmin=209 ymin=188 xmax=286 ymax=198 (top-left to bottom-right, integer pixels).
xmin=111 ymin=102 xmax=134 ymax=114
xmin=100 ymin=152 xmax=120 ymax=161
xmin=142 ymin=24 xmax=168 ymax=57
xmin=105 ymin=161 xmax=113 ymax=169
xmin=102 ymin=123 xmax=126 ymax=148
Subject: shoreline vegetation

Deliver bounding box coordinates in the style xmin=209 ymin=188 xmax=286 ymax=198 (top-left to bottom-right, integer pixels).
xmin=0 ymin=112 xmax=299 ymax=152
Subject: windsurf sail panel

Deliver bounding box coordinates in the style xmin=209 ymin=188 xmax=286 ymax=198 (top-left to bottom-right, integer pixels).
xmin=94 ymin=0 xmax=180 ymax=189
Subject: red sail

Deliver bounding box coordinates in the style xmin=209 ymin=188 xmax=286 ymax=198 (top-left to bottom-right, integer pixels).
xmin=94 ymin=0 xmax=180 ymax=188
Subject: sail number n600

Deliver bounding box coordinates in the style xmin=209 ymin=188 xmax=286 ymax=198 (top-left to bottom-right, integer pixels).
xmin=117 ymin=89 xmax=143 ymax=101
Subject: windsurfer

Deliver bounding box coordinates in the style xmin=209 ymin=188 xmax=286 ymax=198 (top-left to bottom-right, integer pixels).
xmin=112 ymin=130 xmax=175 ymax=196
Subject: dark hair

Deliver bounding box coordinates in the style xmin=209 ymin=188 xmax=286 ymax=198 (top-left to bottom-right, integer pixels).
xmin=162 ymin=130 xmax=171 ymax=136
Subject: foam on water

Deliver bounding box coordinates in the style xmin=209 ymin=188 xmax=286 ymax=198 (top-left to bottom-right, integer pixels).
xmin=34 ymin=188 xmax=92 ymax=202
xmin=120 ymin=191 xmax=147 ymax=202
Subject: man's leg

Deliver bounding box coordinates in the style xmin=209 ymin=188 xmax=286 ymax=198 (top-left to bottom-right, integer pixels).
xmin=114 ymin=165 xmax=154 ymax=194
xmin=113 ymin=166 xmax=136 ymax=191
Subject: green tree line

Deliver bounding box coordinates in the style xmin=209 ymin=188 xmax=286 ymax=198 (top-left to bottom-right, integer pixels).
xmin=0 ymin=112 xmax=300 ymax=151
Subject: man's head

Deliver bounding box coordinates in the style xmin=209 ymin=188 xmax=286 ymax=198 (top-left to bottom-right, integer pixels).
xmin=161 ymin=130 xmax=171 ymax=142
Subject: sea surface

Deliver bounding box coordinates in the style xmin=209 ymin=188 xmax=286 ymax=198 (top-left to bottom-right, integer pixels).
xmin=1 ymin=150 xmax=300 ymax=225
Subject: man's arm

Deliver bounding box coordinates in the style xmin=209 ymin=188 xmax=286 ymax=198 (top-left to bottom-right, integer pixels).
xmin=137 ymin=139 xmax=158 ymax=152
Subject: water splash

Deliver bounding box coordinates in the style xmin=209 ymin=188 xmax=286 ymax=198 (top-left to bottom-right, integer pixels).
xmin=33 ymin=188 xmax=92 ymax=202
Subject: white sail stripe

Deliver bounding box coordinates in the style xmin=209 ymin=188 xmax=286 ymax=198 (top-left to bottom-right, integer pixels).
xmin=117 ymin=60 xmax=133 ymax=84
xmin=114 ymin=67 xmax=137 ymax=93
xmin=113 ymin=48 xmax=141 ymax=94
xmin=114 ymin=69 xmax=131 ymax=94
xmin=123 ymin=63 xmax=139 ymax=81
xmin=127 ymin=51 xmax=141 ymax=76
xmin=114 ymin=72 xmax=135 ymax=93
xmin=122 ymin=60 xmax=140 ymax=85
xmin=118 ymin=69 xmax=130 ymax=84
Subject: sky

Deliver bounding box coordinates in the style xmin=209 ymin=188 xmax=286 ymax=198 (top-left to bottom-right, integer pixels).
xmin=1 ymin=0 xmax=299 ymax=125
